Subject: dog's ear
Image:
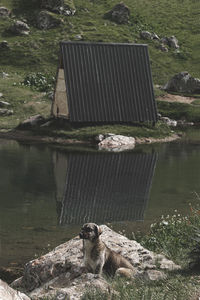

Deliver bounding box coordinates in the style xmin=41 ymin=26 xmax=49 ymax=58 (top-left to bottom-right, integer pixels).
xmin=98 ymin=226 xmax=102 ymax=236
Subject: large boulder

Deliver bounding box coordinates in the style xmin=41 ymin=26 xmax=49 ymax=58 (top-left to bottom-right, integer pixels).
xmin=41 ymin=0 xmax=76 ymax=15
xmin=163 ymin=71 xmax=200 ymax=94
xmin=0 ymin=280 xmax=30 ymax=300
xmin=0 ymin=7 xmax=11 ymax=17
xmin=9 ymin=20 xmax=30 ymax=35
xmin=98 ymin=133 xmax=136 ymax=152
xmin=36 ymin=10 xmax=62 ymax=30
xmin=104 ymin=2 xmax=130 ymax=24
xmin=12 ymin=225 xmax=180 ymax=299
xmin=161 ymin=35 xmax=179 ymax=49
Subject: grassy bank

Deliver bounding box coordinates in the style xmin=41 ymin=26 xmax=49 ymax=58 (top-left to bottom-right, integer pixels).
xmin=82 ymin=199 xmax=200 ymax=299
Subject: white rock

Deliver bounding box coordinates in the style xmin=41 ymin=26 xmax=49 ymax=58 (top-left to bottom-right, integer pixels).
xmin=98 ymin=134 xmax=135 ymax=152
xmin=0 ymin=279 xmax=30 ymax=300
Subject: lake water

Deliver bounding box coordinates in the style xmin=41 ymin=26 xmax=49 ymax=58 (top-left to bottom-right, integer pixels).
xmin=0 ymin=129 xmax=200 ymax=269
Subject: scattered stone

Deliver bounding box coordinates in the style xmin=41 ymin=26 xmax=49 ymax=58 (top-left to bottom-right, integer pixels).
xmin=104 ymin=3 xmax=130 ymax=24
xmin=98 ymin=134 xmax=136 ymax=152
xmin=163 ymin=71 xmax=200 ymax=94
xmin=0 ymin=40 xmax=10 ymax=50
xmin=0 ymin=7 xmax=11 ymax=17
xmin=11 ymin=225 xmax=180 ymax=299
xmin=0 ymin=279 xmax=30 ymax=300
xmin=9 ymin=20 xmax=30 ymax=35
xmin=0 ymin=72 xmax=9 ymax=78
xmin=140 ymin=31 xmax=152 ymax=40
xmin=41 ymin=0 xmax=76 ymax=16
xmin=36 ymin=10 xmax=62 ymax=30
xmin=0 ymin=100 xmax=11 ymax=107
xmin=161 ymin=36 xmax=179 ymax=49
xmin=160 ymin=116 xmax=177 ymax=127
xmin=0 ymin=109 xmax=13 ymax=116
xmin=158 ymin=43 xmax=168 ymax=52
xmin=140 ymin=31 xmax=160 ymax=40
xmin=177 ymin=120 xmax=194 ymax=127
xmin=17 ymin=115 xmax=45 ymax=129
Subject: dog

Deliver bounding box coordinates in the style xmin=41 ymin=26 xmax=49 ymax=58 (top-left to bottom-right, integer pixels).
xmin=79 ymin=223 xmax=135 ymax=277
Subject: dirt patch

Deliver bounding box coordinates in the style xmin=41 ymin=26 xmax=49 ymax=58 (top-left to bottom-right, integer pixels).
xmin=157 ymin=93 xmax=196 ymax=104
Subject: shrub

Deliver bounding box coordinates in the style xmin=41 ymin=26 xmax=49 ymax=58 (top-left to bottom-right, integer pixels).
xmin=22 ymin=72 xmax=55 ymax=92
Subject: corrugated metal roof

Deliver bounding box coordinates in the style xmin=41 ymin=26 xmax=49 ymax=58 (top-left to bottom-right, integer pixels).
xmin=59 ymin=152 xmax=157 ymax=225
xmin=61 ymin=41 xmax=157 ymax=123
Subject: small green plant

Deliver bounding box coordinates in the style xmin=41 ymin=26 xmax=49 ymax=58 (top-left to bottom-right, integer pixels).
xmin=22 ymin=73 xmax=55 ymax=93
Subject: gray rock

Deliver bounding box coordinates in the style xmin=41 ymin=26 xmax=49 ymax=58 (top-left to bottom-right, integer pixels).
xmin=151 ymin=32 xmax=160 ymax=40
xmin=17 ymin=115 xmax=45 ymax=129
xmin=74 ymin=34 xmax=83 ymax=40
xmin=0 ymin=280 xmax=30 ymax=300
xmin=161 ymin=36 xmax=179 ymax=49
xmin=0 ymin=93 xmax=3 ymax=98
xmin=10 ymin=20 xmax=30 ymax=35
xmin=158 ymin=43 xmax=168 ymax=52
xmin=0 ymin=7 xmax=10 ymax=17
xmin=163 ymin=71 xmax=200 ymax=94
xmin=0 ymin=108 xmax=13 ymax=116
xmin=160 ymin=116 xmax=177 ymax=127
xmin=98 ymin=134 xmax=136 ymax=152
xmin=41 ymin=0 xmax=76 ymax=16
xmin=104 ymin=3 xmax=130 ymax=24
xmin=140 ymin=31 xmax=152 ymax=40
xmin=12 ymin=225 xmax=180 ymax=300
xmin=36 ymin=10 xmax=62 ymax=30
xmin=0 ymin=100 xmax=11 ymax=107
xmin=95 ymin=134 xmax=105 ymax=142
xmin=0 ymin=40 xmax=10 ymax=50
xmin=0 ymin=72 xmax=9 ymax=78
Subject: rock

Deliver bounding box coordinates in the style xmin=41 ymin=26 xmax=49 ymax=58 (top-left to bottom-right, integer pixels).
xmin=17 ymin=115 xmax=45 ymax=129
xmin=161 ymin=36 xmax=179 ymax=49
xmin=140 ymin=31 xmax=160 ymax=40
xmin=36 ymin=10 xmax=62 ymax=30
xmin=0 ymin=93 xmax=3 ymax=98
xmin=0 ymin=72 xmax=9 ymax=78
xmin=0 ymin=7 xmax=11 ymax=17
xmin=160 ymin=116 xmax=177 ymax=127
xmin=12 ymin=225 xmax=180 ymax=299
xmin=0 ymin=40 xmax=10 ymax=50
xmin=163 ymin=71 xmax=200 ymax=94
xmin=167 ymin=35 xmax=179 ymax=49
xmin=74 ymin=34 xmax=83 ymax=40
xmin=140 ymin=31 xmax=152 ymax=40
xmin=0 ymin=109 xmax=13 ymax=116
xmin=0 ymin=279 xmax=30 ymax=300
xmin=41 ymin=0 xmax=76 ymax=16
xmin=158 ymin=43 xmax=168 ymax=52
xmin=0 ymin=100 xmax=11 ymax=107
xmin=95 ymin=134 xmax=105 ymax=142
xmin=98 ymin=134 xmax=136 ymax=152
xmin=177 ymin=120 xmax=194 ymax=127
xmin=9 ymin=20 xmax=30 ymax=35
xmin=104 ymin=3 xmax=130 ymax=24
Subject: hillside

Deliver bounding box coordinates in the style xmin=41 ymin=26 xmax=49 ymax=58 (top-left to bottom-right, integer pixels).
xmin=0 ymin=0 xmax=200 ymax=128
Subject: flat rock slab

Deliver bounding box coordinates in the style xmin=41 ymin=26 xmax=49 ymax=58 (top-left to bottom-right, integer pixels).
xmin=12 ymin=226 xmax=180 ymax=299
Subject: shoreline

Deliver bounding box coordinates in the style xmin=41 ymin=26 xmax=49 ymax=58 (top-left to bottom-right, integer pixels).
xmin=0 ymin=129 xmax=181 ymax=146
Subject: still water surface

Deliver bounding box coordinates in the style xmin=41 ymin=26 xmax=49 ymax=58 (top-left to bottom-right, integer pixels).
xmin=0 ymin=129 xmax=200 ymax=268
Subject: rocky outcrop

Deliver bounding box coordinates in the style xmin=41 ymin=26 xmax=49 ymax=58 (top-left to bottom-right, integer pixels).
xmin=12 ymin=225 xmax=180 ymax=299
xmin=104 ymin=3 xmax=130 ymax=24
xmin=17 ymin=115 xmax=45 ymax=129
xmin=0 ymin=7 xmax=11 ymax=17
xmin=97 ymin=133 xmax=136 ymax=152
xmin=161 ymin=36 xmax=179 ymax=49
xmin=0 ymin=280 xmax=30 ymax=300
xmin=41 ymin=0 xmax=76 ymax=16
xmin=9 ymin=21 xmax=30 ymax=35
xmin=163 ymin=71 xmax=200 ymax=94
xmin=0 ymin=109 xmax=13 ymax=116
xmin=36 ymin=10 xmax=62 ymax=30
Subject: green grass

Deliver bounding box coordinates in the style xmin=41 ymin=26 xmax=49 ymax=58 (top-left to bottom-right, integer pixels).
xmin=32 ymin=122 xmax=172 ymax=141
xmin=157 ymin=100 xmax=200 ymax=122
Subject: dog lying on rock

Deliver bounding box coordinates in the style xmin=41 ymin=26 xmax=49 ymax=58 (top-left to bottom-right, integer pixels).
xmin=79 ymin=223 xmax=135 ymax=277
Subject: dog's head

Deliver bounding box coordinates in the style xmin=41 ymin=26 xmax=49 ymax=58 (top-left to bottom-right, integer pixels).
xmin=79 ymin=223 xmax=102 ymax=241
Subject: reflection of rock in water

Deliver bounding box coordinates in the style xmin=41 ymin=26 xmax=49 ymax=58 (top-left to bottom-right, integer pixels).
xmin=54 ymin=152 xmax=157 ymax=225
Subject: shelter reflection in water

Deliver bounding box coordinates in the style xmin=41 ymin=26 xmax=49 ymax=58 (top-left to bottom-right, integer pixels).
xmin=54 ymin=152 xmax=157 ymax=225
